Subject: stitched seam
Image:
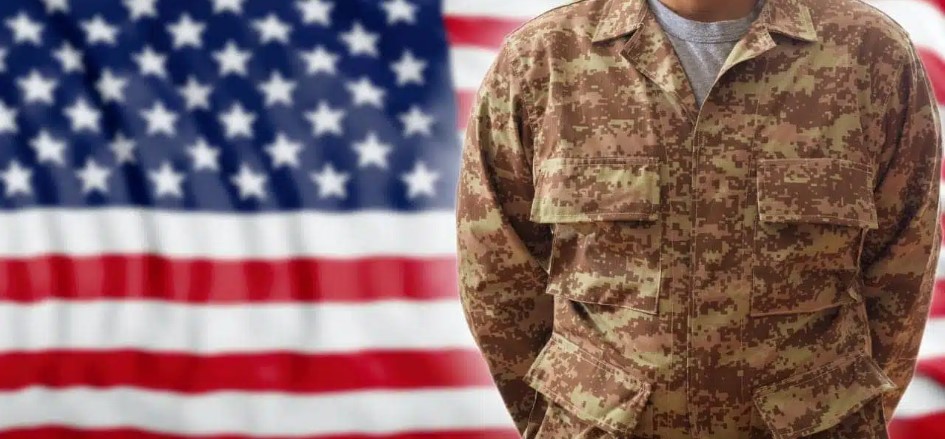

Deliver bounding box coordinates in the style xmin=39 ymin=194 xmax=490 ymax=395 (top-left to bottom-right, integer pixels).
xmin=758 ymin=213 xmax=877 ymax=227
xmin=757 ymin=157 xmax=873 ymax=174
xmin=749 ymin=299 xmax=853 ymax=317
xmin=538 ymin=211 xmax=659 ymax=220
xmin=547 ymin=156 xmax=661 ymax=163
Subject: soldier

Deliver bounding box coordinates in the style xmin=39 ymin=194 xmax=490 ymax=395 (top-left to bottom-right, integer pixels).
xmin=454 ymin=0 xmax=943 ymax=437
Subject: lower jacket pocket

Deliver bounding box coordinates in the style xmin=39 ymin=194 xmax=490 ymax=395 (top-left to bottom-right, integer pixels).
xmin=751 ymin=353 xmax=897 ymax=439
xmin=524 ymin=332 xmax=653 ymax=436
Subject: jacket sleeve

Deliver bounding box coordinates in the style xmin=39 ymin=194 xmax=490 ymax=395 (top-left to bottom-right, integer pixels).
xmin=860 ymin=42 xmax=943 ymax=422
xmin=455 ymin=39 xmax=554 ymax=433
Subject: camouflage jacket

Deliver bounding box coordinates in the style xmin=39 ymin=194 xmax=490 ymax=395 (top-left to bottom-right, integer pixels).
xmin=455 ymin=0 xmax=943 ymax=438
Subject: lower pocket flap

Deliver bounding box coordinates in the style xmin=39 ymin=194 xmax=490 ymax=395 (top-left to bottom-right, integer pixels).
xmin=524 ymin=332 xmax=652 ymax=435
xmin=752 ymin=353 xmax=898 ymax=439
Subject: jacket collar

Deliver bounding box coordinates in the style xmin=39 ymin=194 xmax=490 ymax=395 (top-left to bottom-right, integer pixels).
xmin=591 ymin=0 xmax=818 ymax=44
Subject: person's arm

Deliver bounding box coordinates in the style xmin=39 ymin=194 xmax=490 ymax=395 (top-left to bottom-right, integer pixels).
xmin=860 ymin=41 xmax=943 ymax=422
xmin=455 ymin=39 xmax=553 ymax=433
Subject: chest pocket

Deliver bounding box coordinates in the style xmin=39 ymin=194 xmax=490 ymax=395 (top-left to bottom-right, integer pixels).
xmin=751 ymin=157 xmax=878 ymax=316
xmin=529 ymin=156 xmax=663 ymax=315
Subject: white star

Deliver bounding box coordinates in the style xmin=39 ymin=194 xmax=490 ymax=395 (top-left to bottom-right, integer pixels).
xmin=353 ymin=132 xmax=392 ymax=169
xmin=178 ymin=76 xmax=212 ymax=110
xmin=297 ymin=0 xmax=332 ymax=25
xmin=346 ymin=76 xmax=385 ymax=108
xmin=391 ymin=50 xmax=426 ymax=86
xmin=167 ymin=14 xmax=205 ymax=49
xmin=30 ymin=130 xmax=66 ymax=166
xmin=96 ymin=69 xmax=128 ymax=103
xmin=381 ymin=0 xmax=418 ymax=25
xmin=64 ymin=98 xmax=100 ymax=133
xmin=310 ymin=163 xmax=349 ymax=199
xmin=81 ymin=15 xmax=119 ymax=45
xmin=76 ymin=159 xmax=111 ymax=195
xmin=0 ymin=48 xmax=6 ymax=72
xmin=340 ymin=22 xmax=379 ymax=57
xmin=305 ymin=101 xmax=345 ymax=137
xmin=210 ymin=0 xmax=245 ymax=14
xmin=219 ymin=103 xmax=256 ymax=139
xmin=149 ymin=161 xmax=185 ymax=198
xmin=0 ymin=101 xmax=16 ymax=133
xmin=265 ymin=133 xmax=304 ymax=168
xmin=399 ymin=105 xmax=434 ymax=137
xmin=401 ymin=160 xmax=439 ymax=199
xmin=253 ymin=13 xmax=292 ymax=44
xmin=187 ymin=138 xmax=220 ymax=171
xmin=53 ymin=43 xmax=83 ymax=73
xmin=134 ymin=46 xmax=168 ymax=78
xmin=258 ymin=71 xmax=296 ymax=107
xmin=213 ymin=41 xmax=251 ymax=76
xmin=110 ymin=133 xmax=136 ymax=164
xmin=231 ymin=164 xmax=267 ymax=200
xmin=0 ymin=161 xmax=31 ymax=197
xmin=42 ymin=0 xmax=69 ymax=14
xmin=301 ymin=46 xmax=339 ymax=75
xmin=124 ymin=0 xmax=159 ymax=20
xmin=140 ymin=101 xmax=178 ymax=136
xmin=17 ymin=70 xmax=57 ymax=104
xmin=6 ymin=12 xmax=42 ymax=45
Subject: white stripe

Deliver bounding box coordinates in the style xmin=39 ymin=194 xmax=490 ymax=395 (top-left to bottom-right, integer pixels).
xmin=0 ymin=208 xmax=456 ymax=259
xmin=443 ymin=0 xmax=571 ymax=18
xmin=0 ymin=300 xmax=476 ymax=353
xmin=891 ymin=374 xmax=945 ymax=419
xmin=919 ymin=318 xmax=945 ymax=360
xmin=938 ymin=244 xmax=945 ymax=278
xmin=451 ymin=46 xmax=498 ymax=91
xmin=0 ymin=386 xmax=514 ymax=435
xmin=869 ymin=0 xmax=945 ymax=63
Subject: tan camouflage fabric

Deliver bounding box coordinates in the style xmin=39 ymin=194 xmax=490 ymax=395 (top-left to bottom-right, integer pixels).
xmin=455 ymin=0 xmax=944 ymax=437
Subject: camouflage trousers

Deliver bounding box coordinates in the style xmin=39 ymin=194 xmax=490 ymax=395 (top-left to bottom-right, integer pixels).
xmin=522 ymin=392 xmax=890 ymax=439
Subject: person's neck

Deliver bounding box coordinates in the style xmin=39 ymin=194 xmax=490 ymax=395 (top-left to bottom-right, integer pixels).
xmin=655 ymin=0 xmax=759 ymax=22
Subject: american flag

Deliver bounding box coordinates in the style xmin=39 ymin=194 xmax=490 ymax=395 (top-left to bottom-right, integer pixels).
xmin=0 ymin=1 xmax=941 ymax=439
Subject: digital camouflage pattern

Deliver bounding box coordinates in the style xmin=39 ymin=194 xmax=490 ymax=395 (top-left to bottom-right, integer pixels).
xmin=454 ymin=0 xmax=943 ymax=437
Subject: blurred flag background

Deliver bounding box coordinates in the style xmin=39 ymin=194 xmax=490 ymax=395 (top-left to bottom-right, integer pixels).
xmin=0 ymin=0 xmax=940 ymax=438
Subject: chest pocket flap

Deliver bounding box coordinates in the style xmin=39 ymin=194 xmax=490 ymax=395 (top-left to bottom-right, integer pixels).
xmin=756 ymin=157 xmax=878 ymax=229
xmin=530 ymin=156 xmax=661 ymax=223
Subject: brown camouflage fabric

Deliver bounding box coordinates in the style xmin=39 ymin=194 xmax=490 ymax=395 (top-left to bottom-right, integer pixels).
xmin=454 ymin=0 xmax=943 ymax=437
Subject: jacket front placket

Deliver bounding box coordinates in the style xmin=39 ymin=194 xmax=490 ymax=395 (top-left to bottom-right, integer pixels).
xmin=612 ymin=1 xmax=818 ymax=436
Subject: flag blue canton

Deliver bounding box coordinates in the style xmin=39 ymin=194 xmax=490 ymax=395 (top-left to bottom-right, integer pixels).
xmin=0 ymin=0 xmax=459 ymax=212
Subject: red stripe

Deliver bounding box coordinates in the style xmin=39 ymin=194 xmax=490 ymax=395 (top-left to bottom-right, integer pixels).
xmin=923 ymin=0 xmax=945 ymax=15
xmin=916 ymin=357 xmax=945 ymax=388
xmin=932 ymin=280 xmax=945 ymax=318
xmin=889 ymin=413 xmax=945 ymax=439
xmin=917 ymin=47 xmax=945 ymax=105
xmin=0 ymin=349 xmax=493 ymax=392
xmin=456 ymin=90 xmax=475 ymax=131
xmin=445 ymin=16 xmax=523 ymax=49
xmin=0 ymin=428 xmax=522 ymax=439
xmin=0 ymin=255 xmax=458 ymax=303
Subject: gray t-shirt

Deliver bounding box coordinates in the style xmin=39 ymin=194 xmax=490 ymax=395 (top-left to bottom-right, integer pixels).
xmin=646 ymin=0 xmax=765 ymax=107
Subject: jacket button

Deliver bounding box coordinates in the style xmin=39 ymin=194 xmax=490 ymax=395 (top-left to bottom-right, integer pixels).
xmin=847 ymin=284 xmax=863 ymax=302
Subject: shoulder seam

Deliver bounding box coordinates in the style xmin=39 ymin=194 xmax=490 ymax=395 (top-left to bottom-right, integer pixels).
xmin=500 ymin=0 xmax=590 ymax=43
xmin=846 ymin=0 xmax=913 ymax=45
